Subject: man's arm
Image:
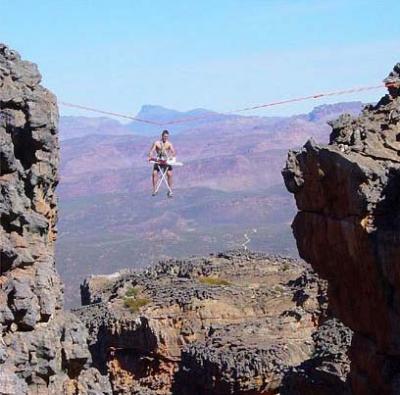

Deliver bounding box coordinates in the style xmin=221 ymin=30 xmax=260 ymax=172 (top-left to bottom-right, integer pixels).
xmin=148 ymin=142 xmax=157 ymax=160
xmin=169 ymin=143 xmax=176 ymax=157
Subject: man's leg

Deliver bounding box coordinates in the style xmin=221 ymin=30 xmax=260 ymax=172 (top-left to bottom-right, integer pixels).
xmin=152 ymin=169 xmax=158 ymax=194
xmin=167 ymin=169 xmax=173 ymax=196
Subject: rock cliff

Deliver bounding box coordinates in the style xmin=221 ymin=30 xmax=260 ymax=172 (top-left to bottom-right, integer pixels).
xmin=283 ymin=63 xmax=400 ymax=394
xmin=0 ymin=44 xmax=111 ymax=394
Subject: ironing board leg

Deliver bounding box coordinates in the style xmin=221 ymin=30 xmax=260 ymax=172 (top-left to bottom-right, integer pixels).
xmin=154 ymin=165 xmax=172 ymax=193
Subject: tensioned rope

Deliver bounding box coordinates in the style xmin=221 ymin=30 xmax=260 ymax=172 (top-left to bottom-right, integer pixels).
xmin=59 ymin=101 xmax=164 ymax=125
xmin=59 ymin=81 xmax=398 ymax=127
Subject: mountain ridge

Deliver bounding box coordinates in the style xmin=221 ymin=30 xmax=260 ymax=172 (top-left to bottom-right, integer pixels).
xmin=60 ymin=101 xmax=363 ymax=140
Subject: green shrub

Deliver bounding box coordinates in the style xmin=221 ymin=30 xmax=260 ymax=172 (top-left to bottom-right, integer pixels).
xmin=123 ymin=297 xmax=150 ymax=313
xmin=273 ymin=285 xmax=285 ymax=293
xmin=125 ymin=287 xmax=139 ymax=297
xmin=199 ymin=276 xmax=231 ymax=286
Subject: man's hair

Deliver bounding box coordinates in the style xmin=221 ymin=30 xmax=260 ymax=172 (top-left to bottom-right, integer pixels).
xmin=162 ymin=130 xmax=169 ymax=136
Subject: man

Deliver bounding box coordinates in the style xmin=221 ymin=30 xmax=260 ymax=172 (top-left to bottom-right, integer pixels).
xmin=148 ymin=130 xmax=176 ymax=197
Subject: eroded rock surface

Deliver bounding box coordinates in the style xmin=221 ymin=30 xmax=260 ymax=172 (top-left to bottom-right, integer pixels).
xmin=283 ymin=63 xmax=400 ymax=394
xmin=76 ymin=250 xmax=344 ymax=394
xmin=0 ymin=43 xmax=111 ymax=394
xmin=281 ymin=318 xmax=352 ymax=395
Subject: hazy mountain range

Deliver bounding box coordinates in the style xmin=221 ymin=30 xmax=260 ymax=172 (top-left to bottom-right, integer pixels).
xmin=60 ymin=101 xmax=363 ymax=139
xmin=57 ymin=101 xmax=363 ymax=306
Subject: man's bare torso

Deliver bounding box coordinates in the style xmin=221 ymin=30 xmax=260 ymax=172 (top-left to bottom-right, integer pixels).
xmin=155 ymin=140 xmax=173 ymax=158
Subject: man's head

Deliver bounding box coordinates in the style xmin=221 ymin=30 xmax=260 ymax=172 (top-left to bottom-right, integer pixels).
xmin=161 ymin=129 xmax=169 ymax=142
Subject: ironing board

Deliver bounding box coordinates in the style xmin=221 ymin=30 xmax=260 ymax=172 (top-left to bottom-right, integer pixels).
xmin=149 ymin=157 xmax=183 ymax=194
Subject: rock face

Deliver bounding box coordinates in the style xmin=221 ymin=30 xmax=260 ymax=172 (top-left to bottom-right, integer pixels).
xmin=283 ymin=63 xmax=400 ymax=394
xmin=0 ymin=44 xmax=111 ymax=394
xmin=281 ymin=318 xmax=352 ymax=395
xmin=76 ymin=250 xmax=345 ymax=394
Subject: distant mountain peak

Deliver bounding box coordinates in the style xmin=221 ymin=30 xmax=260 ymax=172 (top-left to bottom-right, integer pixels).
xmin=137 ymin=105 xmax=181 ymax=120
xmin=137 ymin=105 xmax=215 ymax=121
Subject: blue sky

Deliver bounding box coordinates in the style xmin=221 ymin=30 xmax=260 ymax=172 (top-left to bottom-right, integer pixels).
xmin=1 ymin=0 xmax=399 ymax=118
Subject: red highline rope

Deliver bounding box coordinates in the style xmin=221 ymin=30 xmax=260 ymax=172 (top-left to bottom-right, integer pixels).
xmin=59 ymin=82 xmax=398 ymax=127
xmin=58 ymin=101 xmax=164 ymax=126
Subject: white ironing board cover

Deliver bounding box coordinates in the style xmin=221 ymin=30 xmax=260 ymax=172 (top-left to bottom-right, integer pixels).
xmin=150 ymin=158 xmax=183 ymax=166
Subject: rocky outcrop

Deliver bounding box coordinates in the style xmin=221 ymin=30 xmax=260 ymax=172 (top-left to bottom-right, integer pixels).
xmin=281 ymin=318 xmax=352 ymax=395
xmin=0 ymin=44 xmax=111 ymax=394
xmin=76 ymin=250 xmax=344 ymax=394
xmin=283 ymin=63 xmax=400 ymax=394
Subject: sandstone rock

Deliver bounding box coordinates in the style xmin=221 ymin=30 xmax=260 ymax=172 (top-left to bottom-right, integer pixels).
xmin=384 ymin=63 xmax=400 ymax=98
xmin=281 ymin=318 xmax=352 ymax=395
xmin=0 ymin=365 xmax=28 ymax=395
xmin=0 ymin=43 xmax=110 ymax=394
xmin=283 ymin=62 xmax=400 ymax=394
xmin=77 ymin=251 xmax=334 ymax=394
